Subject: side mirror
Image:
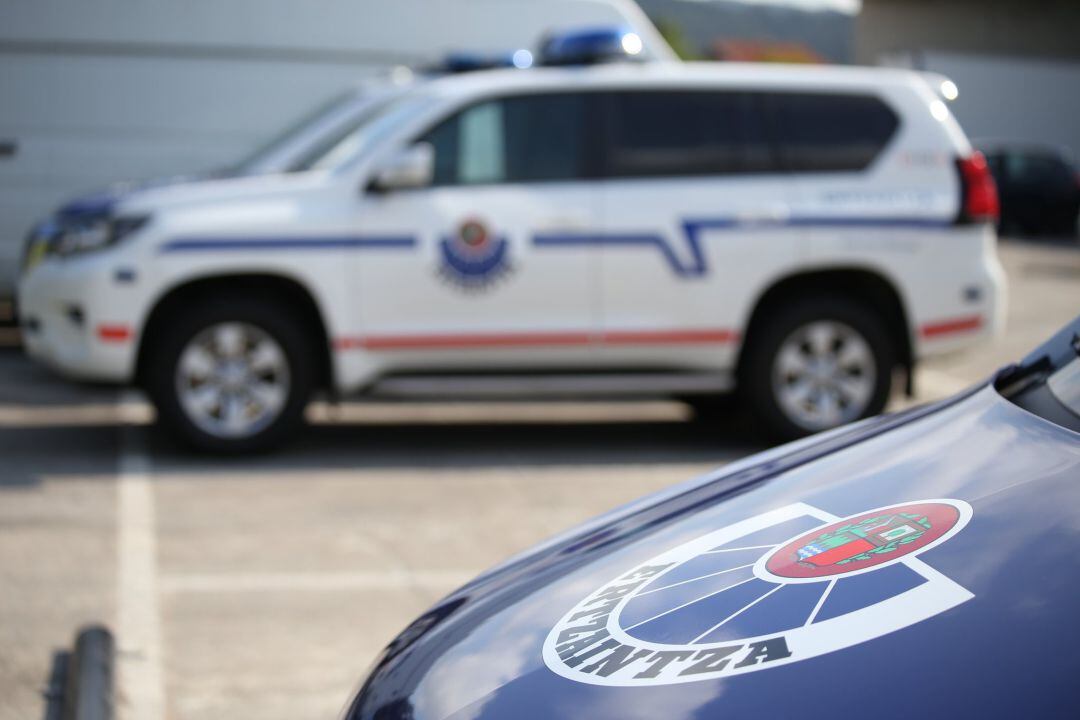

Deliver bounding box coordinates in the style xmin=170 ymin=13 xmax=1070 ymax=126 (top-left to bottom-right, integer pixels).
xmin=369 ymin=142 xmax=434 ymax=193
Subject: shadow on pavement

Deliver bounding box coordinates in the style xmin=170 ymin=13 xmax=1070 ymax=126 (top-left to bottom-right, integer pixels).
xmin=0 ymin=414 xmax=764 ymax=486
xmin=0 ymin=345 xmax=766 ymax=483
xmin=143 ymin=412 xmax=765 ymax=474
xmin=0 ymin=425 xmax=121 ymax=488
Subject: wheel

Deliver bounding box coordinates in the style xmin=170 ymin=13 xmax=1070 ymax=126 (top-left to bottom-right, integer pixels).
xmin=145 ymin=297 xmax=313 ymax=453
xmin=741 ymin=297 xmax=894 ymax=440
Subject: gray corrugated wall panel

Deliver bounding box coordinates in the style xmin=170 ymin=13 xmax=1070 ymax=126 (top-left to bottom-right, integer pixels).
xmin=0 ymin=0 xmax=644 ymax=60
xmin=0 ymin=0 xmax=662 ymax=295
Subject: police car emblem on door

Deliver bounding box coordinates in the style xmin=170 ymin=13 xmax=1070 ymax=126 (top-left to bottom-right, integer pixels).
xmin=437 ymin=218 xmax=513 ymax=292
xmin=543 ymin=499 xmax=973 ymax=686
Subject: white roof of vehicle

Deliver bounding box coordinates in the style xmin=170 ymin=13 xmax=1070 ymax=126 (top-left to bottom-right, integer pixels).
xmin=421 ymin=62 xmax=932 ymax=98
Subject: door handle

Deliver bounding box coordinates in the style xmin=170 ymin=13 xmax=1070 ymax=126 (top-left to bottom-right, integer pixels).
xmin=735 ymin=205 xmax=790 ymax=226
xmin=538 ymin=216 xmax=591 ymax=231
xmin=0 ymin=140 xmax=16 ymax=159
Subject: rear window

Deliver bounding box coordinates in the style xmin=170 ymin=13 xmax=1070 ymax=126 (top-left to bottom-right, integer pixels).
xmin=599 ymin=89 xmax=898 ymax=179
xmin=769 ymin=92 xmax=900 ymax=173
xmin=603 ymin=91 xmax=772 ymax=178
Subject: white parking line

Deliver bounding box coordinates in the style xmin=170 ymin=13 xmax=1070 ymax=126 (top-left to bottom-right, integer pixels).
xmin=116 ymin=390 xmax=166 ymax=720
xmin=917 ymin=368 xmax=974 ymax=400
xmin=307 ymin=400 xmax=690 ymax=424
xmin=0 ymin=401 xmax=154 ymax=428
xmin=0 ymin=399 xmax=688 ymax=428
xmin=891 ymin=368 xmax=976 ymax=412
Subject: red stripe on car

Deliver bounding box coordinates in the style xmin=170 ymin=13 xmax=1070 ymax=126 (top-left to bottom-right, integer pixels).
xmin=920 ymin=316 xmax=983 ymax=338
xmin=334 ymin=328 xmax=739 ymax=351
xmin=97 ymin=324 xmax=134 ymax=342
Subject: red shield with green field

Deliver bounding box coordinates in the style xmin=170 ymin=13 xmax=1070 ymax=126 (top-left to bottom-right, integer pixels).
xmin=765 ymin=502 xmax=962 ymax=580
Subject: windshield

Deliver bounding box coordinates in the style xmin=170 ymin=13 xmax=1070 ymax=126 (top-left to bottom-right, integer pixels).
xmin=1048 ymin=357 xmax=1080 ymax=417
xmin=997 ymin=315 xmax=1080 ymax=433
xmin=228 ymin=90 xmax=362 ymax=175
xmin=295 ymin=91 xmax=439 ymax=173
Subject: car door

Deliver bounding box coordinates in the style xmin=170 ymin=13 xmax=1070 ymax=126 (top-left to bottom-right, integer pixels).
xmin=587 ymin=89 xmax=797 ymax=371
xmin=350 ymin=91 xmax=602 ymax=369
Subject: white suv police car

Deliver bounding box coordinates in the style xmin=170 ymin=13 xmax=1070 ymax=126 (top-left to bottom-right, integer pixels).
xmin=18 ymin=63 xmax=1006 ymax=452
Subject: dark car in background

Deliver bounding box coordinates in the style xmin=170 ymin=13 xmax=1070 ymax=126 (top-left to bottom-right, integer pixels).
xmin=982 ymin=144 xmax=1080 ymax=236
xmin=344 ymin=315 xmax=1080 ymax=719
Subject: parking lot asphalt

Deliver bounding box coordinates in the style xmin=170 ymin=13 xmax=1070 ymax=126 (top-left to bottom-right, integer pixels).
xmin=1 ymin=237 xmax=1077 ymax=720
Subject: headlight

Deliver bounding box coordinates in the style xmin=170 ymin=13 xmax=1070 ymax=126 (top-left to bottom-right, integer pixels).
xmin=22 ymin=221 xmax=57 ymax=274
xmin=53 ymin=215 xmax=150 ymax=257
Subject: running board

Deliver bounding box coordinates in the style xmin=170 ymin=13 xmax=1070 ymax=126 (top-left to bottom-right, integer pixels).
xmin=367 ymin=372 xmax=734 ymax=399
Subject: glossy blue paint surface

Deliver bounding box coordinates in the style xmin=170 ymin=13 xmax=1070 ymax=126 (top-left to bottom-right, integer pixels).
xmin=346 ymin=343 xmax=1080 ymax=719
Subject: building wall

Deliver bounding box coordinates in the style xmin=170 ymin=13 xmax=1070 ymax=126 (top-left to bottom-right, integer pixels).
xmin=900 ymin=51 xmax=1080 ymax=159
xmin=0 ymin=0 xmax=671 ymax=292
xmin=858 ymin=0 xmax=1080 ymax=164
xmin=856 ymin=0 xmax=1080 ymax=66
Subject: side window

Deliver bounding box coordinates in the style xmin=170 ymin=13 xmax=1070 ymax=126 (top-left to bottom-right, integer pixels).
xmin=425 ymin=111 xmax=460 ymax=185
xmin=603 ymin=91 xmax=770 ymax=178
xmin=459 ymin=101 xmax=505 ymax=184
xmin=419 ymin=93 xmax=586 ymax=186
xmin=769 ymin=92 xmax=899 ymax=173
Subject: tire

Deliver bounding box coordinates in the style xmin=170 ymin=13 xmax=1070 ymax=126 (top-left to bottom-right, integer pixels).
xmin=741 ymin=297 xmax=895 ymax=441
xmin=145 ymin=295 xmax=313 ymax=453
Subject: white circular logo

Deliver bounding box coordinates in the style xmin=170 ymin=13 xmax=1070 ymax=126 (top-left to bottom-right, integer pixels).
xmin=543 ymin=499 xmax=973 ymax=686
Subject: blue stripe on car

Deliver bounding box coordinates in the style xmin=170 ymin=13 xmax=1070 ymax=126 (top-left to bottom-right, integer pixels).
xmin=159 ymin=216 xmax=951 ymax=274
xmin=160 ymin=236 xmax=416 ymax=253
xmin=536 ymin=216 xmax=952 ymax=277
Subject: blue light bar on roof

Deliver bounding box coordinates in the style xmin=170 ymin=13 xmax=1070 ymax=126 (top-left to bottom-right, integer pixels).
xmin=538 ymin=26 xmax=645 ymax=66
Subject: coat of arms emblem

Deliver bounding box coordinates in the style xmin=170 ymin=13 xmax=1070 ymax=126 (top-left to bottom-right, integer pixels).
xmin=544 ymin=499 xmax=973 ymax=686
xmin=437 ymin=217 xmax=513 ymax=291
xmin=795 ymin=512 xmax=931 ymax=568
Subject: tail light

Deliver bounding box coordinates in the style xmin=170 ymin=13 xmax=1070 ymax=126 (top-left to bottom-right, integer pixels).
xmin=956 ymin=152 xmax=999 ymax=224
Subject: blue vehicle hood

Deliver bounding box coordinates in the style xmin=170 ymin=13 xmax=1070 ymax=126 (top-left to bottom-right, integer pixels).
xmin=345 ymin=383 xmax=1080 ymax=720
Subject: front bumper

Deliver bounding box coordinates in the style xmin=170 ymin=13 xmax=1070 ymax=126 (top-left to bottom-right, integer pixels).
xmin=17 ymin=255 xmax=139 ymax=383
